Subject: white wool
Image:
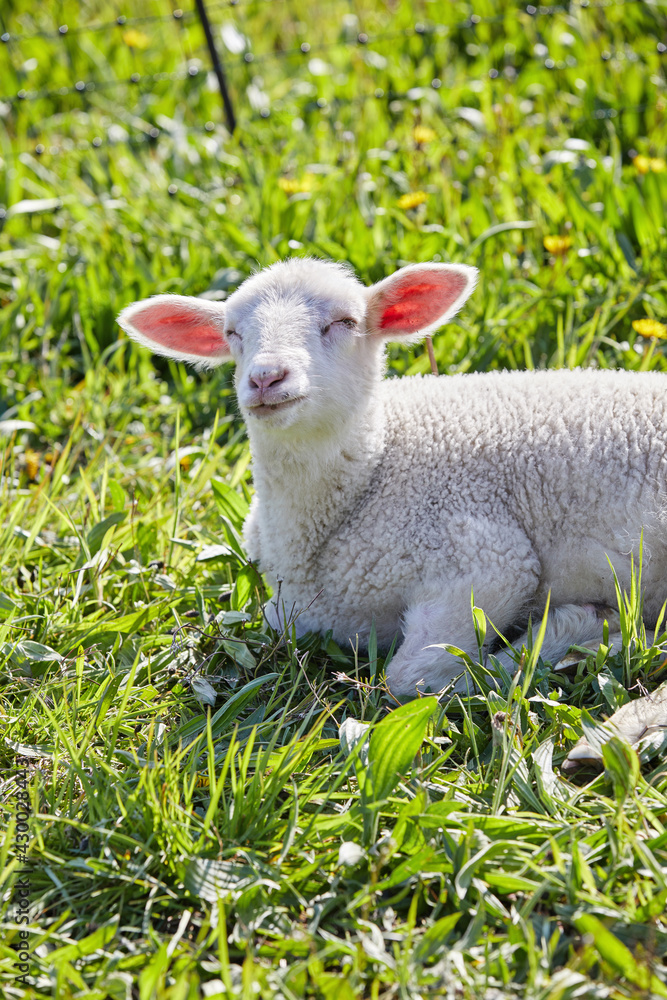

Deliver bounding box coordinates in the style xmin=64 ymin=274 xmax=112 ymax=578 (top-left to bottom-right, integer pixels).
xmin=118 ymin=258 xmax=667 ymax=698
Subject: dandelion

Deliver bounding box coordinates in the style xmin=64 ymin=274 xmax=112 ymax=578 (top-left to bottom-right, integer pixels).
xmin=413 ymin=125 xmax=437 ymax=145
xmin=123 ymin=29 xmax=150 ymax=49
xmin=397 ymin=190 xmax=428 ymax=210
xmin=633 ymin=154 xmax=665 ymax=174
xmin=24 ymin=449 xmax=40 ymax=480
xmin=543 ymin=234 xmax=572 ymax=255
xmin=278 ymin=174 xmax=317 ymax=194
xmin=632 ymin=318 xmax=667 ymax=339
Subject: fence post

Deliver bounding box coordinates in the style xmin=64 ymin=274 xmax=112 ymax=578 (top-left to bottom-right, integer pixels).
xmin=193 ymin=0 xmax=236 ymax=134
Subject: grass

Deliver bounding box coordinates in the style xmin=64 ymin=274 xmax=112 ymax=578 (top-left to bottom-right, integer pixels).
xmin=1 ymin=0 xmax=667 ymax=996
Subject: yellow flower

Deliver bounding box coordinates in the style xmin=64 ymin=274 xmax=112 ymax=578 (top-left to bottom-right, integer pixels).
xmin=413 ymin=125 xmax=437 ymax=145
xmin=123 ymin=29 xmax=149 ymax=49
xmin=24 ymin=449 xmax=40 ymax=480
xmin=632 ymin=318 xmax=667 ymax=339
xmin=278 ymin=175 xmax=316 ymax=195
xmin=543 ymin=235 xmax=572 ymax=255
xmin=397 ymin=190 xmax=428 ymax=210
xmin=634 ymin=154 xmax=666 ymax=174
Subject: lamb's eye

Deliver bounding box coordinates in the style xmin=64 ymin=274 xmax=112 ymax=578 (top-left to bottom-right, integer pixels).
xmin=226 ymin=329 xmax=239 ymax=339
xmin=322 ymin=318 xmax=357 ymax=335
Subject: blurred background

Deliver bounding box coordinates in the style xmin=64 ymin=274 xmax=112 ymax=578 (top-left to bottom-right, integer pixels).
xmin=1 ymin=0 xmax=666 ymax=410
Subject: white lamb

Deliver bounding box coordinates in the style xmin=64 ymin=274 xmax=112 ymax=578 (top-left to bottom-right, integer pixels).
xmin=118 ymin=258 xmax=667 ymax=708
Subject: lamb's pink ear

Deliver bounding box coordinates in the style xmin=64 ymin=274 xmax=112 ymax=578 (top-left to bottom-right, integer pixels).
xmin=366 ymin=263 xmax=477 ymax=339
xmin=117 ymin=294 xmax=231 ymax=367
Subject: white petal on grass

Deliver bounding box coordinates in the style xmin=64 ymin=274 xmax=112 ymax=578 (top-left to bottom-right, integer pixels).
xmin=202 ymin=981 xmax=227 ymax=998
xmin=107 ymin=124 xmax=129 ymax=143
xmin=247 ymin=83 xmax=269 ymax=110
xmin=338 ymin=841 xmax=365 ymax=866
xmin=364 ymin=51 xmax=387 ymax=70
xmin=339 ymin=717 xmax=370 ymax=764
xmin=543 ymin=150 xmax=578 ymax=168
xmin=220 ymin=23 xmax=248 ymax=53
xmin=308 ymin=58 xmax=331 ymax=76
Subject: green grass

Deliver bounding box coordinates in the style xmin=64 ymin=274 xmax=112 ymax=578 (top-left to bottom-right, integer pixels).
xmin=1 ymin=0 xmax=667 ymax=997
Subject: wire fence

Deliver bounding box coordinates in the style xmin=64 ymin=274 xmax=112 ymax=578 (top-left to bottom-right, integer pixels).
xmin=4 ymin=95 xmax=660 ymax=166
xmin=0 ymin=0 xmax=665 ymax=162
xmin=0 ymin=0 xmax=650 ymax=45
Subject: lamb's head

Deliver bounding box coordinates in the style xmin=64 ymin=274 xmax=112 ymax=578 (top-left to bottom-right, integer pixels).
xmin=117 ymin=258 xmax=477 ymax=433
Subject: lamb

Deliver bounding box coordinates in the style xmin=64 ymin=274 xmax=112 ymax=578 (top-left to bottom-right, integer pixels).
xmin=117 ymin=258 xmax=667 ymax=715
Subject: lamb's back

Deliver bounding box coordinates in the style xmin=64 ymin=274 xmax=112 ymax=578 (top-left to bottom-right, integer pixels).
xmin=374 ymin=368 xmax=667 ymax=538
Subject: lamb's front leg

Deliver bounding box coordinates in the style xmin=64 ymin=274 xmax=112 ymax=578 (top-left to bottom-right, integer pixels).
xmin=384 ymin=600 xmax=473 ymax=698
xmin=385 ymin=573 xmax=539 ymax=699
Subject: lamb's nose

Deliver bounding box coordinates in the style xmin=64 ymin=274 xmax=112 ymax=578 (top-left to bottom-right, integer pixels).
xmin=249 ymin=368 xmax=288 ymax=391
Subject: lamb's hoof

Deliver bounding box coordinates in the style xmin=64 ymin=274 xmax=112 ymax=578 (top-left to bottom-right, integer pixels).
xmin=553 ymin=632 xmax=624 ymax=673
xmin=553 ymin=650 xmax=590 ymax=675
xmin=561 ymin=741 xmax=604 ymax=772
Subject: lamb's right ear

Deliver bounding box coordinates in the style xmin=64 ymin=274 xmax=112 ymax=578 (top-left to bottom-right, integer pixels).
xmin=117 ymin=294 xmax=231 ymax=367
xmin=365 ymin=263 xmax=477 ymax=340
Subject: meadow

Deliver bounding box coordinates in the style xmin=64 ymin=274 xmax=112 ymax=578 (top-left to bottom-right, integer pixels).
xmin=1 ymin=0 xmax=667 ymax=996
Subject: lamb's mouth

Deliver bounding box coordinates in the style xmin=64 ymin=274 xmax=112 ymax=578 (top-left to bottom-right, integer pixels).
xmin=247 ymin=396 xmax=305 ymax=418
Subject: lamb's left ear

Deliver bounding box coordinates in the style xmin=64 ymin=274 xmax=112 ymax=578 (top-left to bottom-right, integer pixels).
xmin=117 ymin=294 xmax=231 ymax=368
xmin=365 ymin=263 xmax=477 ymax=339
